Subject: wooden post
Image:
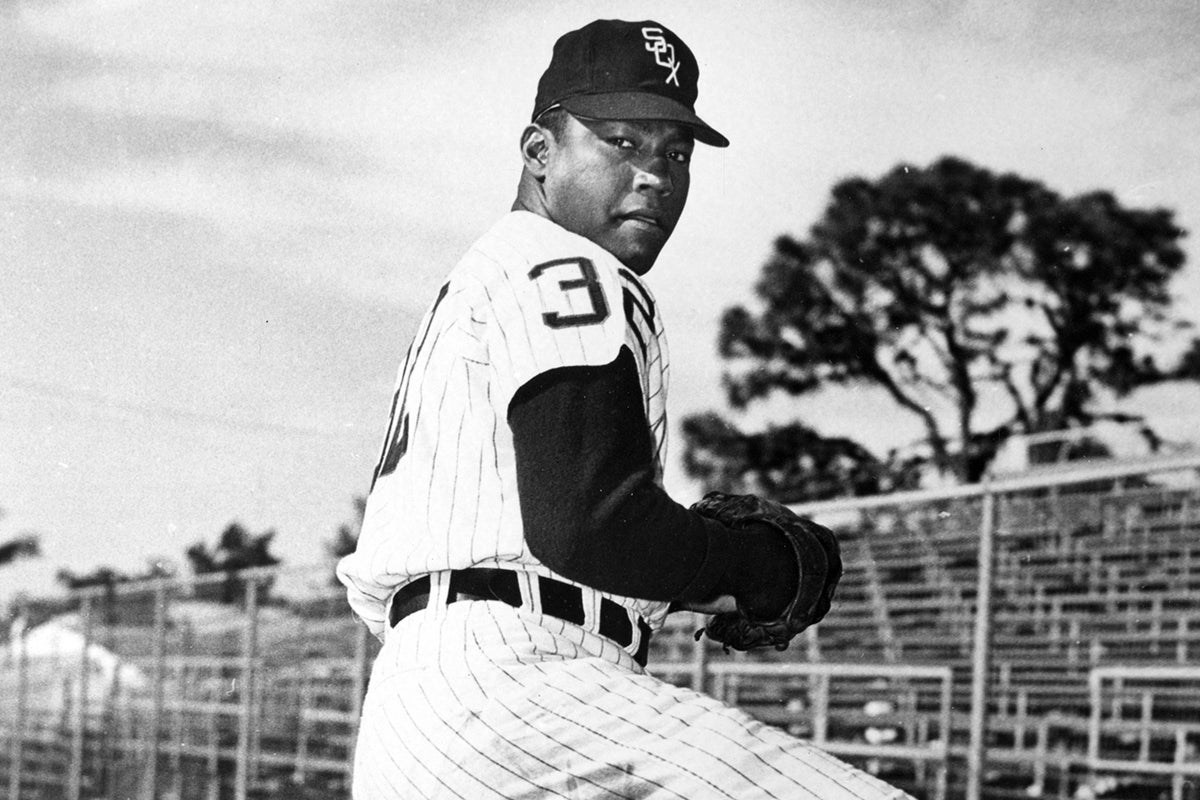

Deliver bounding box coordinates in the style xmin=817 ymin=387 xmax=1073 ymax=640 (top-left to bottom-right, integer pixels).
xmin=811 ymin=672 xmax=830 ymax=745
xmin=171 ymin=661 xmax=186 ymax=800
xmin=143 ymin=579 xmax=167 ymax=800
xmin=1087 ymin=669 xmax=1102 ymax=775
xmin=235 ymin=573 xmax=259 ymax=800
xmin=804 ymin=622 xmax=821 ymax=662
xmin=101 ymin=591 xmax=121 ymax=800
xmin=1033 ymin=718 xmax=1049 ymax=794
xmin=1013 ymin=689 xmax=1028 ymax=750
xmin=7 ymin=609 xmax=28 ymax=800
xmin=1172 ymin=728 xmax=1186 ymax=800
xmin=690 ymin=613 xmax=709 ymax=695
xmin=295 ymin=660 xmax=312 ymax=784
xmin=966 ymin=482 xmax=997 ymax=800
xmin=937 ymin=669 xmax=952 ymax=800
xmin=68 ymin=595 xmax=93 ymax=800
xmin=206 ymin=663 xmax=220 ymax=800
xmin=1139 ymin=691 xmax=1152 ymax=763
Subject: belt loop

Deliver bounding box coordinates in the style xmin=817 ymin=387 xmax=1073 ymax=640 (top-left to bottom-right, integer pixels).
xmin=436 ymin=570 xmax=453 ymax=605
xmin=514 ymin=571 xmax=539 ymax=616
xmin=387 ymin=569 xmax=653 ymax=667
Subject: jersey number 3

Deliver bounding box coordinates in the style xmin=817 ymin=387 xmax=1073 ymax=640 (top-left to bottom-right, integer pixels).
xmin=529 ymin=257 xmax=610 ymax=328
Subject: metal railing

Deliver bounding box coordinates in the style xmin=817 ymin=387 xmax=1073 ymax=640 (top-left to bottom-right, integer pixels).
xmin=790 ymin=452 xmax=1200 ymax=799
xmin=2 ymin=452 xmax=1199 ymax=799
xmin=652 ymin=659 xmax=955 ymax=800
xmin=1 ymin=564 xmax=373 ymax=800
xmin=1088 ymin=665 xmax=1200 ymax=800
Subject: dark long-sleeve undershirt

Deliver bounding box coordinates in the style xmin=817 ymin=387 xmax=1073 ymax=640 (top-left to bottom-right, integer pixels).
xmin=508 ymin=347 xmax=797 ymax=613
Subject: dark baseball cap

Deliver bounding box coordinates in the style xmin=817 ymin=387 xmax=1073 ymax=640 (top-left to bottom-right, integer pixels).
xmin=532 ymin=19 xmax=729 ymax=148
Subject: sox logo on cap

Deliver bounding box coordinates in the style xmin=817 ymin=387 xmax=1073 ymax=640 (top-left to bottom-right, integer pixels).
xmin=642 ymin=26 xmax=680 ymax=86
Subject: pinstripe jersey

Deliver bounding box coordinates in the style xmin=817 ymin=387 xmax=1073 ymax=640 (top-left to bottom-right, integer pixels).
xmin=337 ymin=210 xmax=671 ymax=640
xmin=342 ymin=209 xmax=915 ymax=800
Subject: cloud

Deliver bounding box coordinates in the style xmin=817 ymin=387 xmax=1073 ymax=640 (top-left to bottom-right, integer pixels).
xmin=3 ymin=0 xmax=546 ymax=307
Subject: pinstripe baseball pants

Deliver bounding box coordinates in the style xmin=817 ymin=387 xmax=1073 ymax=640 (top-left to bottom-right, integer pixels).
xmin=352 ymin=595 xmax=913 ymax=799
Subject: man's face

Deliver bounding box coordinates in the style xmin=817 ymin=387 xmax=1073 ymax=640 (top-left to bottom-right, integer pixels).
xmin=541 ymin=115 xmax=693 ymax=274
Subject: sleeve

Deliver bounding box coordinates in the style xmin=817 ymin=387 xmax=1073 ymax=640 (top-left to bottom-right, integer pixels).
xmin=486 ymin=251 xmax=629 ymax=410
xmin=508 ymin=347 xmax=733 ymax=602
xmin=493 ymin=233 xmax=798 ymax=611
xmin=335 ymin=555 xmax=389 ymax=641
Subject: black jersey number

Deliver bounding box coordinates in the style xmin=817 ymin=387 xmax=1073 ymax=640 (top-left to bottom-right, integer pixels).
xmin=375 ymin=410 xmax=408 ymax=484
xmin=529 ymin=257 xmax=610 ymax=329
xmin=370 ymin=283 xmax=449 ymax=489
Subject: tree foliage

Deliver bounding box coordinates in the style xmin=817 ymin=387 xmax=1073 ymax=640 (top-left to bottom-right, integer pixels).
xmin=326 ymin=496 xmax=365 ymax=561
xmin=55 ymin=561 xmax=173 ymax=590
xmin=0 ymin=507 xmax=40 ymax=569
xmin=186 ymin=522 xmax=281 ymax=605
xmin=325 ymin=495 xmax=365 ymax=586
xmin=1174 ymin=337 xmax=1200 ymax=381
xmin=682 ymin=413 xmax=921 ymax=503
xmin=687 ymin=156 xmax=1189 ymax=493
xmin=53 ymin=561 xmax=175 ymax=625
xmin=0 ymin=533 xmax=39 ymax=568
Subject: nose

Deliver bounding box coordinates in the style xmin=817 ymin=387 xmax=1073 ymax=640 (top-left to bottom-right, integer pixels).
xmin=632 ymin=154 xmax=672 ymax=195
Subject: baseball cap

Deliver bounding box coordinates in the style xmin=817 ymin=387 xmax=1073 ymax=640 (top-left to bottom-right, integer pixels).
xmin=532 ymin=19 xmax=729 ymax=148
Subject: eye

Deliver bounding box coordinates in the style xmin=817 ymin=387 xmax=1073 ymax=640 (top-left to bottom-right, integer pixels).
xmin=667 ymin=149 xmax=692 ymax=165
xmin=607 ymin=136 xmax=636 ymax=150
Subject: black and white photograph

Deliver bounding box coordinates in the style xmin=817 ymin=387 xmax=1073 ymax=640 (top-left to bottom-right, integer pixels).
xmin=3 ymin=2 xmax=1199 ymax=798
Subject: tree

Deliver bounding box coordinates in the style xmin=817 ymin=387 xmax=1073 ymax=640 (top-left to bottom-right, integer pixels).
xmin=325 ymin=495 xmax=365 ymax=586
xmin=0 ymin=507 xmax=40 ymax=569
xmin=1174 ymin=337 xmax=1200 ymax=381
xmin=0 ymin=533 xmax=39 ymax=567
xmin=682 ymin=413 xmax=922 ymax=503
xmin=688 ymin=156 xmax=1189 ymax=492
xmin=54 ymin=561 xmax=176 ymax=626
xmin=326 ymin=495 xmax=365 ymax=562
xmin=1 ymin=510 xmax=43 ymax=634
xmin=186 ymin=522 xmax=281 ymax=605
xmin=55 ymin=560 xmax=174 ymax=590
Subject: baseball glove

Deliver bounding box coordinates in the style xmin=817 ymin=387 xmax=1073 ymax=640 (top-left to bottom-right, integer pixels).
xmin=690 ymin=491 xmax=842 ymax=652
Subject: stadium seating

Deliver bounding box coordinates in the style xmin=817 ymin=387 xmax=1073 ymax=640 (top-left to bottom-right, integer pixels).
xmin=648 ymin=475 xmax=1200 ymax=798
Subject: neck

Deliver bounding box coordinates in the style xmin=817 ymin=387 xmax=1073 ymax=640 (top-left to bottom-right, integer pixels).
xmin=511 ymin=168 xmax=550 ymax=218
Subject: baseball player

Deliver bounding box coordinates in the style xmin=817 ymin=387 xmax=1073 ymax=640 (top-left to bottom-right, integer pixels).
xmin=338 ymin=19 xmax=913 ymax=799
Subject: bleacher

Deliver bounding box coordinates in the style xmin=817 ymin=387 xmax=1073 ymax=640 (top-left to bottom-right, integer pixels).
xmin=648 ymin=458 xmax=1200 ymax=799
xmin=4 ymin=456 xmax=1200 ymax=799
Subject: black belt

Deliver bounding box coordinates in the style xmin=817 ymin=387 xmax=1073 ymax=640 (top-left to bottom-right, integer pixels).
xmin=388 ymin=568 xmax=652 ymax=667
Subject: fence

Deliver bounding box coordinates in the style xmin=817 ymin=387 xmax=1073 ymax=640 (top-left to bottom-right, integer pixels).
xmin=0 ymin=566 xmax=373 ymax=800
xmin=2 ymin=452 xmax=1200 ymax=799
xmin=783 ymin=452 xmax=1200 ymax=799
xmin=1088 ymin=666 xmax=1200 ymax=798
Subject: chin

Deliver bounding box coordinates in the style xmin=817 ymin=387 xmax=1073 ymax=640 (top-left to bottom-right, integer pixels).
xmin=611 ymin=238 xmax=666 ymax=275
xmin=617 ymin=250 xmax=658 ymax=275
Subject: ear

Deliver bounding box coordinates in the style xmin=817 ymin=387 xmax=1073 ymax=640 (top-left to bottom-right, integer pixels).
xmin=519 ymin=124 xmax=551 ymax=179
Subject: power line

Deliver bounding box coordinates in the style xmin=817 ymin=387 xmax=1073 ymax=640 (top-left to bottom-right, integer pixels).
xmin=0 ymin=372 xmax=367 ymax=441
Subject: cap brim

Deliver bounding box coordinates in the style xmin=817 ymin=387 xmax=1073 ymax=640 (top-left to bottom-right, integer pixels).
xmin=559 ymin=92 xmax=729 ymax=148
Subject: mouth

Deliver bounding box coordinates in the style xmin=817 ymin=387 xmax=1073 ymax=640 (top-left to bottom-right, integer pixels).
xmin=617 ymin=211 xmax=665 ymax=231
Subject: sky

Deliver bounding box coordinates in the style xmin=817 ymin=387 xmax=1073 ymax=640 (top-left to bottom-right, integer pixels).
xmin=3 ymin=0 xmax=1200 ymax=605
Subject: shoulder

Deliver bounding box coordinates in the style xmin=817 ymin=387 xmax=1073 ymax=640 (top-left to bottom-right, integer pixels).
xmin=472 ymin=211 xmax=624 ymax=279
xmin=451 ymin=212 xmax=632 ymax=316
